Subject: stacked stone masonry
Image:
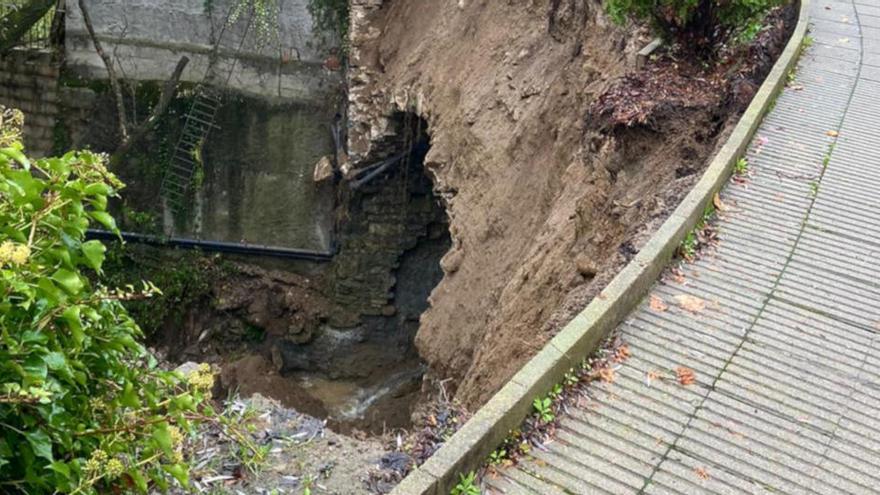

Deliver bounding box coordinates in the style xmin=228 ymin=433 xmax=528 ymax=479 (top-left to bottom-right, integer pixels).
xmin=0 ymin=49 xmax=60 ymax=157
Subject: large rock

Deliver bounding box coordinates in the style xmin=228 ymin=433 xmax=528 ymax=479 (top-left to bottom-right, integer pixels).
xmin=312 ymin=155 xmax=335 ymax=183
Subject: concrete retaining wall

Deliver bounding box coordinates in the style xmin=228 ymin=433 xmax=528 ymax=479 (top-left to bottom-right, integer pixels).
xmin=65 ymin=0 xmax=341 ymax=101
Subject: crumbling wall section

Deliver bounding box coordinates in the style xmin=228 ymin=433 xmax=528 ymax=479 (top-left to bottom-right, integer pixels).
xmin=330 ymin=152 xmax=448 ymax=323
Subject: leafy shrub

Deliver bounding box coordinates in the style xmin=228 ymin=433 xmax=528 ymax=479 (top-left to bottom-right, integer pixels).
xmin=0 ymin=107 xmax=245 ymax=493
xmin=606 ymin=0 xmax=781 ymax=56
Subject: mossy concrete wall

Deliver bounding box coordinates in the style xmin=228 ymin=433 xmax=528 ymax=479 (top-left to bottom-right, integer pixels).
xmin=193 ymin=96 xmax=336 ymax=250
xmin=65 ymin=0 xmax=341 ymax=102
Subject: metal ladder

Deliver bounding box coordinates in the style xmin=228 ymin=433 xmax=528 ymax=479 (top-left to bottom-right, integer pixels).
xmin=159 ymin=86 xmax=222 ymax=213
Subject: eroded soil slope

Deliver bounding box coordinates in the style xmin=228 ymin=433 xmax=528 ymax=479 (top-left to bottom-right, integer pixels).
xmin=348 ymin=0 xmax=792 ymax=408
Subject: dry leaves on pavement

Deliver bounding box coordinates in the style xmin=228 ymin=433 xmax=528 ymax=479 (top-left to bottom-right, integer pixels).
xmin=649 ymin=295 xmax=668 ymax=312
xmin=713 ymin=192 xmax=727 ymax=212
xmin=613 ymin=344 xmax=631 ymax=362
xmin=674 ymin=294 xmax=706 ymax=314
xmin=694 ymin=467 xmax=710 ymax=480
xmin=598 ymin=367 xmax=615 ymax=383
xmin=676 ymin=366 xmax=696 ymax=386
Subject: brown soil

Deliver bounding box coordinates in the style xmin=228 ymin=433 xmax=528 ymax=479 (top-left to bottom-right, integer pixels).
xmin=347 ymin=0 xmax=794 ymax=409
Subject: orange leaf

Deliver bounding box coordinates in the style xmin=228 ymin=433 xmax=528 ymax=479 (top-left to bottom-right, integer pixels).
xmin=674 ymin=294 xmax=705 ymax=314
xmin=826 ymin=130 xmax=839 ymax=137
xmin=713 ymin=192 xmax=726 ymax=212
xmin=694 ymin=467 xmax=710 ymax=480
xmin=614 ymin=344 xmax=631 ymax=362
xmin=599 ymin=367 xmax=615 ymax=383
xmin=671 ymin=268 xmax=686 ymax=285
xmin=649 ymin=295 xmax=668 ymax=312
xmin=676 ymin=366 xmax=696 ymax=386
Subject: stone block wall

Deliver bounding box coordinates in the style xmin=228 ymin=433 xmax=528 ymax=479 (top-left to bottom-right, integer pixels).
xmin=0 ymin=49 xmax=60 ymax=156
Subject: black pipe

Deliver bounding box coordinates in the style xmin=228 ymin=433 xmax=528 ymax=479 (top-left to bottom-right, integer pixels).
xmin=86 ymin=229 xmax=335 ymax=262
xmin=350 ymin=153 xmax=405 ymax=190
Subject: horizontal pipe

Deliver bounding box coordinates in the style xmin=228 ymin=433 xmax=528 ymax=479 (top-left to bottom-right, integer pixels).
xmin=86 ymin=229 xmax=335 ymax=262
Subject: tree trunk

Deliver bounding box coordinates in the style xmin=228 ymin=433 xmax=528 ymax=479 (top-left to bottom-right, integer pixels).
xmin=0 ymin=0 xmax=56 ymax=54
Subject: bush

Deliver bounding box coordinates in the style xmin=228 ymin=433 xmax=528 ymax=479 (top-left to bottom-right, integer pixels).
xmin=0 ymin=107 xmax=244 ymax=493
xmin=606 ymin=0 xmax=781 ymax=56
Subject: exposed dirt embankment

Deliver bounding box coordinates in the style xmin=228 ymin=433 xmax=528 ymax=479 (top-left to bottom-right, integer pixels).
xmin=347 ymin=0 xmax=793 ymax=409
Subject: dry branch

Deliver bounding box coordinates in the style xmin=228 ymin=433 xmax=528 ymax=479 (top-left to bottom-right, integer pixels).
xmin=77 ymin=0 xmax=128 ymax=143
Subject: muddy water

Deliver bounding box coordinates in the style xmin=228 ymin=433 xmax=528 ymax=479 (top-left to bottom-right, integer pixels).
xmin=293 ymin=365 xmax=424 ymax=428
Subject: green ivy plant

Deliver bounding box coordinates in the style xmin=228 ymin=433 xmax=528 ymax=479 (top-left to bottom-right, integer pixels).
xmin=0 ymin=107 xmax=256 ymax=493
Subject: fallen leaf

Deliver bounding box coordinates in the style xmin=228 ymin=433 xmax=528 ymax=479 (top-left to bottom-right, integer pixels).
xmin=674 ymin=294 xmax=706 ymax=314
xmin=676 ymin=366 xmax=696 ymax=386
xmin=826 ymin=130 xmax=839 ymax=137
xmin=671 ymin=268 xmax=686 ymax=285
xmin=838 ymin=37 xmax=849 ymax=44
xmin=694 ymin=467 xmax=710 ymax=480
xmin=713 ymin=192 xmax=726 ymax=212
xmin=614 ymin=344 xmax=631 ymax=362
xmin=789 ymin=84 xmax=804 ymax=91
xmin=598 ymin=367 xmax=615 ymax=383
xmin=649 ymin=295 xmax=668 ymax=312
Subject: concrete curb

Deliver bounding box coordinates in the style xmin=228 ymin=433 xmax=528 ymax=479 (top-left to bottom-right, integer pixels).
xmin=391 ymin=2 xmax=811 ymax=494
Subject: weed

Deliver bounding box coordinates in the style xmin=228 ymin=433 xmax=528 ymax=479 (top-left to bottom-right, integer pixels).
xmin=809 ymin=181 xmax=819 ymax=197
xmin=734 ymin=157 xmax=749 ymax=175
xmin=488 ymin=449 xmax=508 ymax=466
xmin=548 ymin=383 xmax=564 ymax=399
xmin=451 ymin=472 xmax=481 ymax=495
xmin=680 ymin=231 xmax=698 ymax=260
xmin=533 ymin=397 xmax=555 ymax=423
xmin=564 ymin=369 xmax=579 ymax=387
xmin=803 ymin=34 xmax=814 ymax=48
xmin=822 ymin=144 xmax=834 ymax=169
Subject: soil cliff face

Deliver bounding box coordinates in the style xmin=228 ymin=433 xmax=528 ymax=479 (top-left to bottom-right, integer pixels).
xmin=347 ymin=0 xmax=648 ymax=407
xmin=345 ymin=0 xmax=792 ymax=410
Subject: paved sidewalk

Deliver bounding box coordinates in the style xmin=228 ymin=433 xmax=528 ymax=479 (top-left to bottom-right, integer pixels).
xmin=486 ymin=0 xmax=880 ymax=493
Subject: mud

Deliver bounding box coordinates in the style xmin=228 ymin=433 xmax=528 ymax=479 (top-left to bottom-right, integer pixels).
xmin=347 ymin=0 xmax=795 ymax=410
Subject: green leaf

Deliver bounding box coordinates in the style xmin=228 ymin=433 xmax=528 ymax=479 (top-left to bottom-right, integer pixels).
xmin=88 ymin=211 xmax=117 ymax=231
xmin=61 ymin=306 xmax=84 ymax=347
xmin=48 ymin=461 xmax=70 ymax=479
xmin=37 ymin=278 xmax=63 ymax=304
xmin=23 ymin=355 xmax=48 ymax=381
xmin=83 ymin=183 xmax=111 ymax=197
xmin=44 ymin=352 xmax=66 ymax=371
xmin=51 ymin=269 xmax=83 ymax=295
xmin=128 ymin=469 xmax=148 ymax=492
xmin=164 ymin=463 xmax=189 ymax=487
xmin=1 ymin=146 xmax=31 ymax=170
xmin=152 ymin=423 xmax=173 ymax=457
xmin=80 ymin=240 xmax=106 ymax=272
xmin=25 ymin=430 xmax=53 ymax=462
xmin=120 ymin=382 xmax=141 ymax=408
